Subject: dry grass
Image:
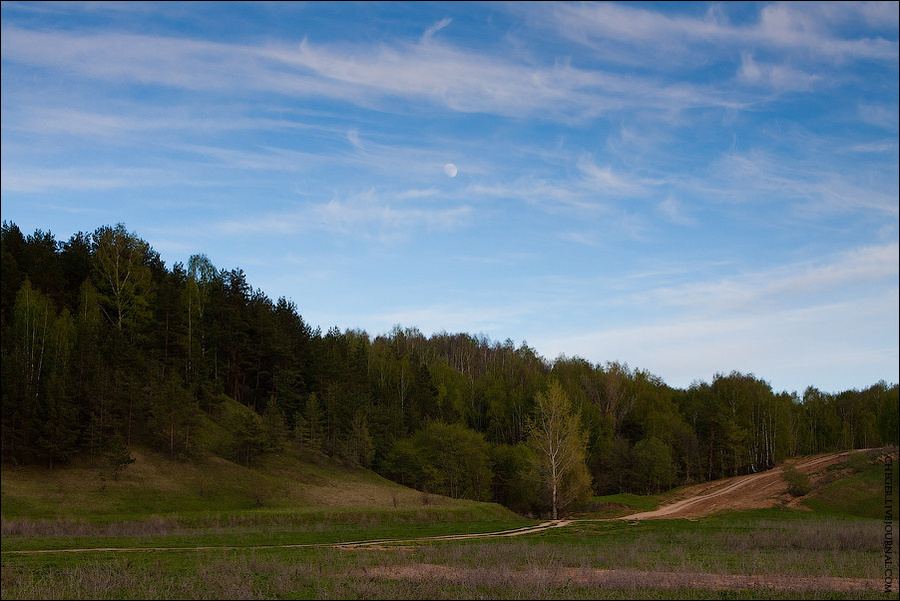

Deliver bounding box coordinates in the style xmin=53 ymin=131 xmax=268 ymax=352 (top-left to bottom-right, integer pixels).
xmin=4 ymin=553 xmax=883 ymax=600
xmin=721 ymin=518 xmax=881 ymax=552
xmin=361 ymin=563 xmax=882 ymax=595
xmin=1 ymin=515 xmax=182 ymax=538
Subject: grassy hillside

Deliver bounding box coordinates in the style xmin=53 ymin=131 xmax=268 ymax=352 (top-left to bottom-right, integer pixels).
xmin=799 ymin=447 xmax=897 ymax=519
xmin=1 ymin=399 xmax=518 ymax=528
xmin=1 ymin=446 xmax=518 ymax=528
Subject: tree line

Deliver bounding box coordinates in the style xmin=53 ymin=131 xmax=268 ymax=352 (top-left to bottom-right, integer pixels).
xmin=2 ymin=221 xmax=898 ymax=516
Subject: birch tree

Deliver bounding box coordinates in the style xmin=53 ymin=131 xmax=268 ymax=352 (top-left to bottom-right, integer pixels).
xmin=92 ymin=223 xmax=153 ymax=333
xmin=527 ymin=379 xmax=591 ymax=519
xmin=185 ymin=254 xmax=216 ymax=381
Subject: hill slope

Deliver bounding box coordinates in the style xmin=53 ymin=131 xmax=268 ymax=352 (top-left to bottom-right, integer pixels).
xmin=0 ymin=443 xmax=517 ymax=526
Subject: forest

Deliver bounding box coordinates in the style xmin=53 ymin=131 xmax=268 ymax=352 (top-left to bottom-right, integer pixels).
xmin=2 ymin=221 xmax=898 ymax=517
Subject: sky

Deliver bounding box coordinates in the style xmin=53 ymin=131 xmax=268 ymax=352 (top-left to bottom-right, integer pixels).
xmin=1 ymin=1 xmax=898 ymax=395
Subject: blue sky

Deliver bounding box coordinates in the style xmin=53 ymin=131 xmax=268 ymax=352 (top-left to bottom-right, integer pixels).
xmin=2 ymin=1 xmax=898 ymax=395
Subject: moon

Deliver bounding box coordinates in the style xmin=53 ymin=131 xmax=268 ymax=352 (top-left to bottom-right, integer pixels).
xmin=443 ymin=163 xmax=458 ymax=178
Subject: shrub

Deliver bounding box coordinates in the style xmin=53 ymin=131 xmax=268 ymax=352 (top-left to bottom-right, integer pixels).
xmin=782 ymin=464 xmax=811 ymax=497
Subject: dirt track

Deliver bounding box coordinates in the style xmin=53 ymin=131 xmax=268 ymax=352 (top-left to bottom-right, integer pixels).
xmin=0 ymin=520 xmax=577 ymax=554
xmin=617 ymin=450 xmax=852 ymax=520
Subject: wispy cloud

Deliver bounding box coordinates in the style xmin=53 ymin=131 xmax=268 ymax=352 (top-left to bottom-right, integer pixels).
xmin=700 ymin=150 xmax=899 ymax=217
xmin=165 ymin=142 xmax=330 ymax=173
xmin=282 ymin=35 xmax=738 ymax=119
xmin=213 ymin=187 xmax=472 ymax=243
xmin=858 ymin=102 xmax=900 ymax=131
xmin=548 ymin=1 xmax=899 ymax=65
xmin=657 ymin=195 xmax=696 ymax=226
xmin=0 ymin=166 xmax=166 ymax=192
xmin=633 ymin=242 xmax=899 ymax=316
xmin=312 ymin=195 xmax=472 ymax=240
xmin=576 ymin=154 xmax=647 ymax=197
xmin=421 ymin=17 xmax=452 ymax=43
xmin=737 ymin=53 xmax=820 ymax=93
xmin=754 ymin=2 xmax=899 ymax=61
xmin=0 ymin=27 xmax=259 ymax=91
xmin=3 ymin=105 xmax=340 ymax=139
xmin=0 ymin=22 xmax=743 ymax=122
xmin=847 ymin=140 xmax=899 ymax=153
xmin=537 ymin=289 xmax=898 ymax=392
xmin=464 ymin=179 xmax=601 ymax=212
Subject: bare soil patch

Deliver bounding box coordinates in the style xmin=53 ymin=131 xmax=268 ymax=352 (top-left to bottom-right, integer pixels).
xmin=360 ymin=563 xmax=881 ymax=593
xmin=617 ymin=451 xmax=852 ymax=521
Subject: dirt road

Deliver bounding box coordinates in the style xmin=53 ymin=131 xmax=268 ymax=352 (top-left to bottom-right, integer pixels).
xmin=618 ymin=450 xmax=852 ymax=521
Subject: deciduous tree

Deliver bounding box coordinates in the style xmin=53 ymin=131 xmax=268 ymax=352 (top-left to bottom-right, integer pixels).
xmin=91 ymin=224 xmax=154 ymax=333
xmin=527 ymin=379 xmax=591 ymax=519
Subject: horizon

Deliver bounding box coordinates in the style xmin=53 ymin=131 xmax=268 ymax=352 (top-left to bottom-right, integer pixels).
xmin=2 ymin=1 xmax=898 ymax=395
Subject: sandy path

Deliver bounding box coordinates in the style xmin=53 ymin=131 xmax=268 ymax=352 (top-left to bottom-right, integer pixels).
xmin=618 ymin=451 xmax=851 ymax=520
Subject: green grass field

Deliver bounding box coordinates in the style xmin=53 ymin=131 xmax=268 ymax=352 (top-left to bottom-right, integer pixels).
xmin=2 ymin=446 xmax=896 ymax=599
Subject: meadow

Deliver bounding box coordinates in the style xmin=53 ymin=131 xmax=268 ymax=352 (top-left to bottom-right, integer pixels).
xmin=2 ymin=447 xmax=896 ymax=599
